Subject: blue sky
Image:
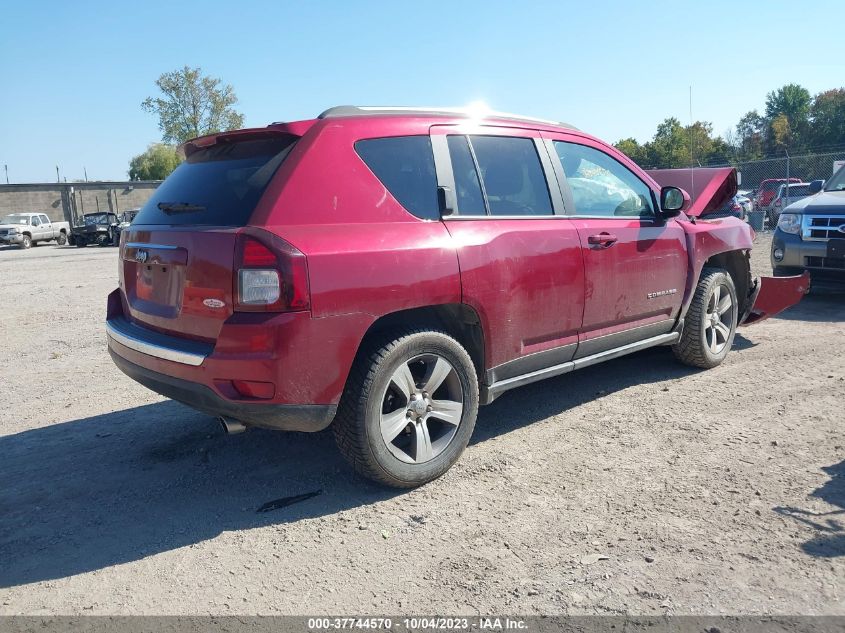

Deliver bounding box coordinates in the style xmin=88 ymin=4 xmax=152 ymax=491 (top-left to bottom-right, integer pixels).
xmin=1 ymin=0 xmax=840 ymax=183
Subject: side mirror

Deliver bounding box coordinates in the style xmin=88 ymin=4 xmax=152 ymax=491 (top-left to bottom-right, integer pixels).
xmin=659 ymin=186 xmax=689 ymax=217
xmin=808 ymin=179 xmax=824 ymax=194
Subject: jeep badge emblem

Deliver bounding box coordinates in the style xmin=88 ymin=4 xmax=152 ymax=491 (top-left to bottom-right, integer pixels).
xmin=203 ymin=298 xmax=225 ymax=309
xmin=135 ymin=250 xmax=148 ymax=263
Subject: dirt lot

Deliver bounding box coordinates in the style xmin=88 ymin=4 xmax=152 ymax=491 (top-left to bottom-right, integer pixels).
xmin=0 ymin=233 xmax=843 ymax=616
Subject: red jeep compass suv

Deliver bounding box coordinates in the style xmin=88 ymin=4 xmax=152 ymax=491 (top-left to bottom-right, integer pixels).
xmin=107 ymin=106 xmax=807 ymax=487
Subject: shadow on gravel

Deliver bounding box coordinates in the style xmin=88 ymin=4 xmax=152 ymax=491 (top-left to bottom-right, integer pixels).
xmin=0 ymin=346 xmax=719 ymax=588
xmin=471 ymin=346 xmax=699 ymax=444
xmin=773 ymin=291 xmax=845 ymax=323
xmin=774 ymin=460 xmax=845 ymax=558
xmin=0 ymin=401 xmax=398 ymax=588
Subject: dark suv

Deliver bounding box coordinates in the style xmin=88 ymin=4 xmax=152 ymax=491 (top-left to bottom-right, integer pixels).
xmin=107 ymin=106 xmax=807 ymax=487
xmin=772 ymin=168 xmax=845 ymax=284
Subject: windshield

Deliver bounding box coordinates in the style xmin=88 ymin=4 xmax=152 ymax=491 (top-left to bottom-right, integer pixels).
xmin=0 ymin=214 xmax=30 ymax=225
xmin=786 ymin=185 xmax=810 ymax=196
xmin=133 ymin=136 xmax=297 ymax=226
xmin=825 ymin=165 xmax=845 ymax=192
xmin=84 ymin=213 xmax=111 ymax=225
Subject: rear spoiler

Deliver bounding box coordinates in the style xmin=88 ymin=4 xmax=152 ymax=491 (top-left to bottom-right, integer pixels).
xmin=180 ymin=120 xmax=316 ymax=158
xmin=645 ymin=167 xmax=737 ymax=217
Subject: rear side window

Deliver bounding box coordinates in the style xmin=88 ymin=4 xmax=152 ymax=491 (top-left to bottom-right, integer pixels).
xmin=469 ymin=136 xmax=552 ymax=216
xmin=355 ymin=136 xmax=439 ymax=220
xmin=134 ymin=136 xmax=297 ymax=226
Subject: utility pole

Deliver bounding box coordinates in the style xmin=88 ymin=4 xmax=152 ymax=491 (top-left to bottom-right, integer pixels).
xmin=84 ymin=167 xmax=88 ymax=182
xmin=3 ymin=164 xmax=7 ymax=184
xmin=56 ymin=165 xmax=60 ymax=183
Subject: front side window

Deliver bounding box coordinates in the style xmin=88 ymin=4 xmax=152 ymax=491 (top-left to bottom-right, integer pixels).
xmin=355 ymin=136 xmax=439 ymax=220
xmin=31 ymin=216 xmax=40 ymax=226
xmin=554 ymin=141 xmax=654 ymax=217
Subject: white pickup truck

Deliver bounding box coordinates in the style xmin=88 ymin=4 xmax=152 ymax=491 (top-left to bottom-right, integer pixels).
xmin=0 ymin=212 xmax=71 ymax=249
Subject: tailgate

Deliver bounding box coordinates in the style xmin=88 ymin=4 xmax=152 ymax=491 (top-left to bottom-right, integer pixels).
xmin=121 ymin=227 xmax=239 ymax=341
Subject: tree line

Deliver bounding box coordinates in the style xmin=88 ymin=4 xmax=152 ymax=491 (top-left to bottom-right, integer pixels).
xmin=614 ymin=84 xmax=845 ymax=169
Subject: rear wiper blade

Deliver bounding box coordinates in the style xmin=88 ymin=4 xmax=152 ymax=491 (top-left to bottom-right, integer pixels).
xmin=157 ymin=202 xmax=206 ymax=214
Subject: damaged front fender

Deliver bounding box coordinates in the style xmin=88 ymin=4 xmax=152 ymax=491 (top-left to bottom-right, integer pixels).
xmin=740 ymin=272 xmax=810 ymax=325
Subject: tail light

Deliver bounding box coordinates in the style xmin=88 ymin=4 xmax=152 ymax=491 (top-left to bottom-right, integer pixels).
xmin=234 ymin=229 xmax=309 ymax=313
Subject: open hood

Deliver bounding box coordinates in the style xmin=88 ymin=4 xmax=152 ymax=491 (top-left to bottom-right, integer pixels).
xmin=646 ymin=167 xmax=737 ymax=217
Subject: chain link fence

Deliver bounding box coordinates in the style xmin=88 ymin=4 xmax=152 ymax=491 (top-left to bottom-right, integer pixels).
xmin=702 ymin=151 xmax=845 ymax=231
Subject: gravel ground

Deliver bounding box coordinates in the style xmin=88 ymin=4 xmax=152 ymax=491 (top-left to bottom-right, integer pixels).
xmin=0 ymin=233 xmax=843 ymax=615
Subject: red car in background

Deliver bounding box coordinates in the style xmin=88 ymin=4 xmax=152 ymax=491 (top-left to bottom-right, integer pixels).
xmin=757 ymin=177 xmax=802 ymax=214
xmin=106 ymin=106 xmax=808 ymax=488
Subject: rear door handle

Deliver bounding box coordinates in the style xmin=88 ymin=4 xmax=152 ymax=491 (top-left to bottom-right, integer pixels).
xmin=587 ymin=232 xmax=618 ymax=247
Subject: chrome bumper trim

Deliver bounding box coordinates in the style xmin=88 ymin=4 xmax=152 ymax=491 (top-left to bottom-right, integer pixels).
xmin=106 ymin=318 xmax=208 ymax=366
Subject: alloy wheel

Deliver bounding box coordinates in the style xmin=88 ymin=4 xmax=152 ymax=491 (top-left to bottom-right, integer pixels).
xmin=705 ymin=283 xmax=735 ymax=354
xmin=379 ymin=354 xmax=464 ymax=464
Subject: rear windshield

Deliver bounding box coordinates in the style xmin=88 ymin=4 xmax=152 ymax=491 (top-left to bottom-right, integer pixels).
xmin=787 ymin=185 xmax=810 ymax=196
xmin=134 ymin=136 xmax=297 ymax=226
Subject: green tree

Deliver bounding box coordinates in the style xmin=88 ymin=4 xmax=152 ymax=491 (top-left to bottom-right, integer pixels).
xmin=614 ymin=137 xmax=647 ymax=164
xmin=649 ymin=117 xmax=688 ymax=167
xmin=142 ymin=66 xmax=245 ymax=144
xmin=765 ymin=84 xmax=811 ymax=150
xmin=128 ymin=143 xmax=182 ymax=180
xmin=809 ymin=88 xmax=845 ymax=149
xmin=734 ymin=110 xmax=766 ymax=159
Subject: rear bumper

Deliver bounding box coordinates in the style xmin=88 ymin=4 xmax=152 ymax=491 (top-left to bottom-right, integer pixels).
xmin=109 ymin=348 xmax=336 ymax=432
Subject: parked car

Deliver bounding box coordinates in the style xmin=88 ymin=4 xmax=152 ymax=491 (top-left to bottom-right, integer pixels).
xmin=107 ymin=106 xmax=808 ymax=488
xmin=72 ymin=212 xmax=120 ymax=247
xmin=116 ymin=209 xmax=139 ymax=240
xmin=772 ymin=169 xmax=845 ymax=285
xmin=770 ymin=182 xmax=812 ymax=221
xmin=756 ymin=178 xmax=802 ymax=216
xmin=706 ymin=195 xmax=751 ymax=220
xmin=0 ymin=212 xmax=70 ymax=249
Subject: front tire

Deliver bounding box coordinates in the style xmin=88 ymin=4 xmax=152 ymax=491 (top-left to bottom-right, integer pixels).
xmin=20 ymin=234 xmax=32 ymax=249
xmin=673 ymin=267 xmax=738 ymax=369
xmin=333 ymin=329 xmax=479 ymax=488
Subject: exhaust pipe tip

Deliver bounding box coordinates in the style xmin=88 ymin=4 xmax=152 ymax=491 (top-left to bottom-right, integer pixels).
xmin=218 ymin=416 xmax=247 ymax=435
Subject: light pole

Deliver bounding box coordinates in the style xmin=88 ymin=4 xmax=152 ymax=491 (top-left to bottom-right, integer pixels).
xmin=3 ymin=164 xmax=7 ymax=185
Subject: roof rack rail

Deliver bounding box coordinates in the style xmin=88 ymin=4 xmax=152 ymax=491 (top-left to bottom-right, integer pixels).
xmin=316 ymin=105 xmax=576 ymax=130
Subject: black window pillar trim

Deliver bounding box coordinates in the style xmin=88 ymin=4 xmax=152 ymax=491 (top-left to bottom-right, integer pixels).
xmin=535 ymin=137 xmax=567 ymax=215
xmin=542 ymin=137 xmax=576 ymax=216
xmin=430 ymin=134 xmax=458 ymax=217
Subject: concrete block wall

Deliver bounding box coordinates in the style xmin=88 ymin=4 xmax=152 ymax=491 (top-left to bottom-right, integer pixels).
xmin=0 ymin=182 xmax=161 ymax=224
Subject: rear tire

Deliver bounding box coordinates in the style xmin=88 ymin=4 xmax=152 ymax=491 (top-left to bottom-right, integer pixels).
xmin=673 ymin=267 xmax=738 ymax=369
xmin=56 ymin=232 xmax=67 ymax=246
xmin=333 ymin=329 xmax=479 ymax=488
